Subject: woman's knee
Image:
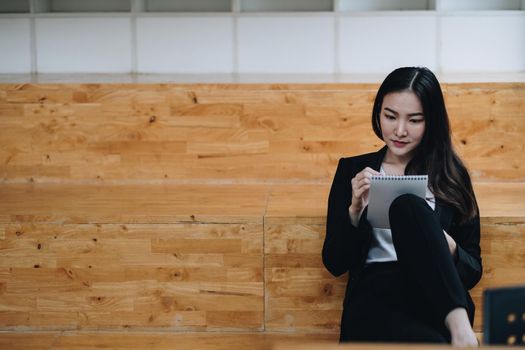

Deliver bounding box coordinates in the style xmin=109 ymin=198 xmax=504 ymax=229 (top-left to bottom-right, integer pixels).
xmin=388 ymin=193 xmax=433 ymax=246
xmin=389 ymin=193 xmax=425 ymax=218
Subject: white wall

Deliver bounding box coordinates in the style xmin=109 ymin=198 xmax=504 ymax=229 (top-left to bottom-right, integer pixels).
xmin=339 ymin=14 xmax=438 ymax=73
xmin=0 ymin=19 xmax=32 ymax=73
xmin=237 ymin=16 xmax=335 ymax=73
xmin=0 ymin=12 xmax=524 ymax=74
xmin=36 ymin=18 xmax=132 ymax=73
xmin=441 ymin=14 xmax=525 ymax=72
xmin=137 ymin=17 xmax=234 ymax=73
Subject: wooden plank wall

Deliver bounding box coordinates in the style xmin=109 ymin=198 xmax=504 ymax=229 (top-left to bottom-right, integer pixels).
xmin=0 ymin=83 xmax=524 ymax=335
xmin=0 ymin=83 xmax=524 ymax=183
xmin=0 ymin=222 xmax=265 ymax=330
xmin=0 ymin=183 xmax=524 ymax=333
xmin=0 ymin=184 xmax=269 ymax=331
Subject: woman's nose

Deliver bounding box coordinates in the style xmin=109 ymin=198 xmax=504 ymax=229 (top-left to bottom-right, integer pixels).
xmin=394 ymin=122 xmax=407 ymax=137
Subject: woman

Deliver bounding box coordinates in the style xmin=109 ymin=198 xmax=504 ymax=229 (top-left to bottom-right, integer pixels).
xmin=322 ymin=67 xmax=481 ymax=346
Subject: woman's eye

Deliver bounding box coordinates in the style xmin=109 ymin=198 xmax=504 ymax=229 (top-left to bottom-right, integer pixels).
xmin=410 ymin=119 xmax=424 ymax=123
xmin=385 ymin=115 xmax=395 ymax=120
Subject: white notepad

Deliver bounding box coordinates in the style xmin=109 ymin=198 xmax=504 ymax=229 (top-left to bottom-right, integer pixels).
xmin=367 ymin=175 xmax=428 ymax=229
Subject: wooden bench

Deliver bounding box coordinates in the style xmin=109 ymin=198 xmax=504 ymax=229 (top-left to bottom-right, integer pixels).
xmin=0 ymin=81 xmax=524 ymax=348
xmin=0 ymin=82 xmax=523 ymax=183
xmin=0 ymin=182 xmax=523 ymax=332
xmin=0 ymin=331 xmax=339 ymax=350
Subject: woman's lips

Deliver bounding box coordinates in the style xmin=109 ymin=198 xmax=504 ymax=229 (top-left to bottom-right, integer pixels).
xmin=392 ymin=140 xmax=408 ymax=148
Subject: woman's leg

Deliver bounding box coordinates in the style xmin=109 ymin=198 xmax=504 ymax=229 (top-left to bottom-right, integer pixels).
xmin=340 ymin=263 xmax=448 ymax=343
xmin=342 ymin=307 xmax=448 ymax=343
xmin=388 ymin=193 xmax=477 ymax=346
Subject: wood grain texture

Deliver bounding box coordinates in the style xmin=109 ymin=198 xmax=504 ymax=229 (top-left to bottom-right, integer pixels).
xmin=0 ymin=184 xmax=269 ymax=224
xmin=1 ymin=83 xmax=523 ymax=183
xmin=0 ymin=222 xmax=263 ymax=330
xmin=0 ymin=331 xmax=338 ymax=350
xmin=0 ymin=81 xmax=523 ymax=338
xmin=265 ymin=224 xmax=346 ymax=332
xmin=265 ymin=183 xmax=525 ymax=223
xmin=0 ymin=182 xmax=523 ymax=332
xmin=0 ymin=184 xmax=267 ymax=330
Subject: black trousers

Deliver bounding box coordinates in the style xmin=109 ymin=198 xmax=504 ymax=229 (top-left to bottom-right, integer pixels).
xmin=340 ymin=194 xmax=470 ymax=343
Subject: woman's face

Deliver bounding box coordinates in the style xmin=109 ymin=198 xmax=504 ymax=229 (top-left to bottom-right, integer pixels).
xmin=379 ymin=91 xmax=426 ymax=162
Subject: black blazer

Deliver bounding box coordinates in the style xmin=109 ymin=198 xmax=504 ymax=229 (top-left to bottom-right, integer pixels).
xmin=322 ymin=147 xmax=482 ymax=313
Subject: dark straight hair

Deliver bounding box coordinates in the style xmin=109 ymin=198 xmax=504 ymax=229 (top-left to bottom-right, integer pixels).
xmin=372 ymin=67 xmax=478 ymax=223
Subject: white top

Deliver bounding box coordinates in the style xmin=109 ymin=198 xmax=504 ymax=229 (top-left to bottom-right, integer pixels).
xmin=365 ymin=168 xmax=436 ymax=263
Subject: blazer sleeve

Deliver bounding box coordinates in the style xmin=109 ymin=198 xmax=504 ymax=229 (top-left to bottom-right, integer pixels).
xmin=452 ymin=212 xmax=483 ymax=290
xmin=322 ymin=158 xmax=369 ymax=277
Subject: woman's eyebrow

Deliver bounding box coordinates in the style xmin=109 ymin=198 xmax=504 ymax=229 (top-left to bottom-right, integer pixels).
xmin=384 ymin=107 xmax=398 ymax=115
xmin=384 ymin=107 xmax=424 ymax=117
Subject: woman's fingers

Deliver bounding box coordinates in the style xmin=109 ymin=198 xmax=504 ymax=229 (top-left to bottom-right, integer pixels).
xmin=351 ymin=177 xmax=369 ymax=194
xmin=354 ymin=167 xmax=381 ymax=182
xmin=363 ymin=167 xmax=379 ymax=173
xmin=350 ymin=168 xmax=375 ymax=214
xmin=351 ymin=167 xmax=379 ymax=203
xmin=354 ymin=184 xmax=370 ymax=198
xmin=352 ymin=180 xmax=370 ymax=198
xmin=362 ymin=167 xmax=381 ymax=178
xmin=352 ymin=176 xmax=370 ymax=186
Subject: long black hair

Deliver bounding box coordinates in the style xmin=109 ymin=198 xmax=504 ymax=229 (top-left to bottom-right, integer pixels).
xmin=372 ymin=67 xmax=478 ymax=223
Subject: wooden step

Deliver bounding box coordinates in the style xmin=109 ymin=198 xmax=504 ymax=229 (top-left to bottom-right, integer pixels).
xmin=0 ymin=184 xmax=269 ymax=331
xmin=0 ymin=182 xmax=523 ymax=333
xmin=265 ymin=182 xmax=525 ymax=222
xmin=0 ymin=331 xmax=337 ymax=350
xmin=0 ymin=330 xmax=497 ymax=350
xmin=1 ymin=82 xmax=524 ymax=183
xmin=0 ymin=183 xmax=269 ymax=224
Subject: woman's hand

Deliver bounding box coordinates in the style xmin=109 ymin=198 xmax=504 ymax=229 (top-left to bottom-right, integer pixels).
xmin=349 ymin=167 xmax=381 ymax=227
xmin=443 ymin=230 xmax=458 ymax=258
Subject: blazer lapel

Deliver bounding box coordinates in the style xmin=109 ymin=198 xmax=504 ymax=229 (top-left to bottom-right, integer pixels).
xmin=371 ymin=146 xmax=388 ymax=171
